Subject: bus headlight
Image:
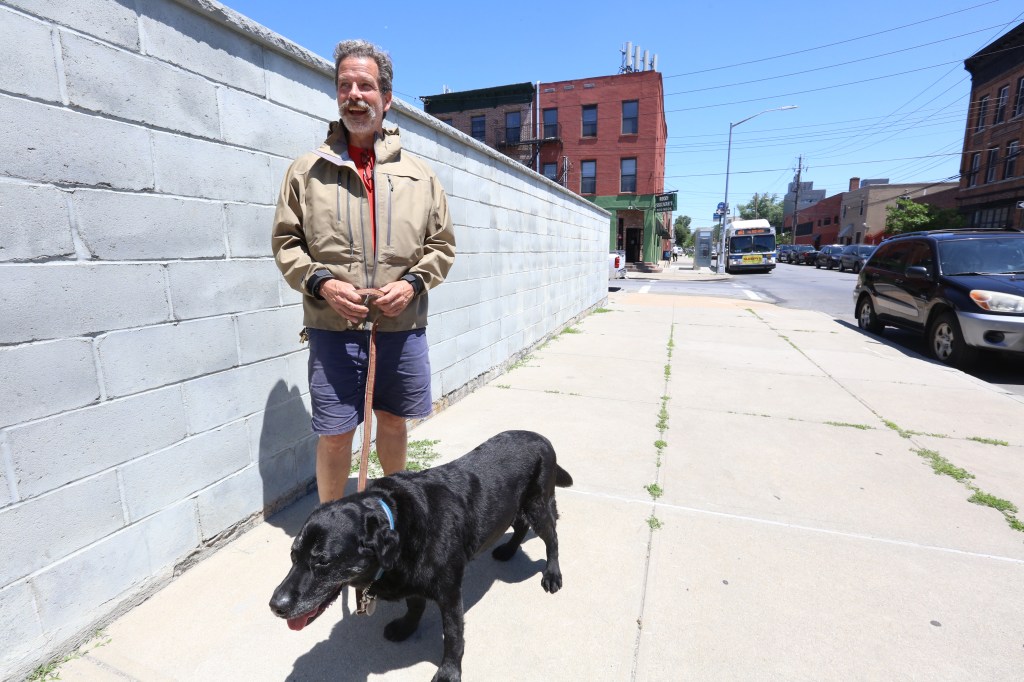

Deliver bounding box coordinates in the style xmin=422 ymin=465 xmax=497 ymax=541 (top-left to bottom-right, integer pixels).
xmin=970 ymin=290 xmax=1024 ymax=313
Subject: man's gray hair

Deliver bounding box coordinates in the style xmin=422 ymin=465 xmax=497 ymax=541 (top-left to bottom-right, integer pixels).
xmin=333 ymin=39 xmax=393 ymax=95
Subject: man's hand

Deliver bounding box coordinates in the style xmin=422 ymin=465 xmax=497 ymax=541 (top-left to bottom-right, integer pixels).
xmin=320 ymin=279 xmax=370 ymax=325
xmin=373 ymin=280 xmax=415 ymax=318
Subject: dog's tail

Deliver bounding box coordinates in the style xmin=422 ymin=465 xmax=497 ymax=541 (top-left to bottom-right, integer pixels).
xmin=555 ymin=465 xmax=573 ymax=487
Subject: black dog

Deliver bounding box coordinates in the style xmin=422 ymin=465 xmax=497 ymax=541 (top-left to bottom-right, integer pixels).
xmin=269 ymin=430 xmax=573 ymax=682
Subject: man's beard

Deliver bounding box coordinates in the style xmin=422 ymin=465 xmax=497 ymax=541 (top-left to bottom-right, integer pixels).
xmin=339 ymin=101 xmax=378 ymax=136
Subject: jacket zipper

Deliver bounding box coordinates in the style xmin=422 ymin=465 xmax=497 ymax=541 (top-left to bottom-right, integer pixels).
xmin=386 ymin=175 xmax=394 ymax=246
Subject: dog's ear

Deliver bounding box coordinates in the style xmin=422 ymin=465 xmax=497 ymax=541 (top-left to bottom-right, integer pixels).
xmin=360 ymin=512 xmax=400 ymax=571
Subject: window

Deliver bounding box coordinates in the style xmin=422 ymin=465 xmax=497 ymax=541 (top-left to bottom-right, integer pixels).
xmin=621 ymin=100 xmax=638 ymax=135
xmin=1016 ymin=76 xmax=1024 ymax=118
xmin=543 ymin=108 xmax=558 ymax=138
xmin=859 ymin=200 xmax=864 ymax=215
xmin=995 ymin=86 xmax=1010 ymax=124
xmin=985 ymin=147 xmax=999 ymax=183
xmin=505 ymin=111 xmax=521 ymax=144
xmin=967 ymin=152 xmax=981 ymax=187
xmin=471 ymin=115 xmax=486 ymax=141
xmin=582 ymin=105 xmax=597 ymax=137
xmin=975 ymin=96 xmax=989 ymax=132
xmin=438 ymin=118 xmax=452 ymax=127
xmin=842 ymin=205 xmax=847 ymax=218
xmin=1006 ymin=140 xmax=1019 ymax=179
xmin=872 ymin=240 xmax=916 ymax=273
xmin=905 ymin=242 xmax=936 ymax=276
xmin=580 ymin=160 xmax=596 ymax=194
xmin=620 ymin=158 xmax=637 ymax=193
xmin=542 ymin=162 xmax=557 ymax=181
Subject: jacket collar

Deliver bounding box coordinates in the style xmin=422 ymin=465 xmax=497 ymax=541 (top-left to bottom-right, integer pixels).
xmin=315 ymin=120 xmax=401 ymax=168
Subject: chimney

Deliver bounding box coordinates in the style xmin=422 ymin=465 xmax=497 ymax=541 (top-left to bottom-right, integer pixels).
xmin=849 ymin=177 xmax=860 ymax=191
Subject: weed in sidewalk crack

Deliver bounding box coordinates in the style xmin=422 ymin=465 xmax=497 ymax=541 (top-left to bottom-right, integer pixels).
xmin=912 ymin=446 xmax=1023 ymax=533
xmin=968 ymin=436 xmax=1009 ymax=446
xmin=645 ymin=483 xmax=664 ymax=500
xmin=825 ymin=421 xmax=873 ymax=430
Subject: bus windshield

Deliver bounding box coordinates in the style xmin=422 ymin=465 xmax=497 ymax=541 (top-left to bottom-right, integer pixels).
xmin=729 ymin=234 xmax=775 ymax=254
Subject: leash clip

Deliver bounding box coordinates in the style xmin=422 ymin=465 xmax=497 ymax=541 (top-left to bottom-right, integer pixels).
xmin=356 ymin=587 xmax=377 ymax=616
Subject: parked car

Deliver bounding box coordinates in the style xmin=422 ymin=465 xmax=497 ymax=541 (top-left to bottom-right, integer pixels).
xmin=838 ymin=244 xmax=876 ymax=273
xmin=853 ymin=228 xmax=1024 ymax=367
xmin=793 ymin=245 xmax=818 ymax=265
xmin=609 ymin=251 xmax=626 ymax=280
xmin=777 ymin=244 xmax=795 ymax=263
xmin=815 ymin=244 xmax=845 ymax=269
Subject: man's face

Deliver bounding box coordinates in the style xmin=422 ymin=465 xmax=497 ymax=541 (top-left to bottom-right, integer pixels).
xmin=337 ymin=56 xmax=392 ymax=140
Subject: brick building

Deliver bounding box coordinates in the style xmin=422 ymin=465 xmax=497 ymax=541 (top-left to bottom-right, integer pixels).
xmin=839 ymin=179 xmax=958 ymax=245
xmin=421 ymin=82 xmax=538 ymax=165
xmin=785 ymin=193 xmax=842 ymax=246
xmin=957 ymin=22 xmax=1024 ymax=229
xmin=422 ymin=69 xmax=670 ymax=264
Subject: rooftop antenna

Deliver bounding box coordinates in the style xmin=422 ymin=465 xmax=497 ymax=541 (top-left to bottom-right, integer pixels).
xmin=621 ymin=42 xmax=634 ymax=73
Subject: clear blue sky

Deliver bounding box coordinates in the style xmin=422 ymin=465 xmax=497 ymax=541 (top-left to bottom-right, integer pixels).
xmin=223 ymin=0 xmax=1022 ymax=226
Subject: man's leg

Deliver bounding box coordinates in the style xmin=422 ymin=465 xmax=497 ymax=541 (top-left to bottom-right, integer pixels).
xmin=373 ymin=409 xmax=408 ymax=475
xmin=316 ymin=431 xmax=355 ymax=503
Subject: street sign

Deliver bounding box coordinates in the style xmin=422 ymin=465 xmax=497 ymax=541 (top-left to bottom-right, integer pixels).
xmin=1017 ymin=200 xmax=1024 ymax=209
xmin=717 ymin=202 xmax=726 ymax=211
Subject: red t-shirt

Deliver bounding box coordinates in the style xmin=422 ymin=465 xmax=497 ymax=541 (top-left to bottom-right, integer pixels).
xmin=349 ymin=144 xmax=376 ymax=250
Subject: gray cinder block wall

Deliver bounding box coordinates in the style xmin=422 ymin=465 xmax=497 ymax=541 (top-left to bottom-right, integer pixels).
xmin=0 ymin=0 xmax=609 ymax=676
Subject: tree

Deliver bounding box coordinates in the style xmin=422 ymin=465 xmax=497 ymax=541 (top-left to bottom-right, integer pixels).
xmin=884 ymin=197 xmax=966 ymax=237
xmin=737 ymin=193 xmax=784 ymax=231
xmin=673 ymin=215 xmax=692 ymax=248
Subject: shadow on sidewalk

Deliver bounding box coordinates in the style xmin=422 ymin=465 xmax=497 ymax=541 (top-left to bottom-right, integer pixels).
xmin=284 ymin=536 xmax=545 ymax=680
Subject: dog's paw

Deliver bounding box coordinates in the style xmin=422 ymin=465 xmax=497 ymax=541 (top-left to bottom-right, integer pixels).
xmin=541 ymin=570 xmax=562 ymax=594
xmin=383 ymin=616 xmax=419 ymax=642
xmin=431 ymin=663 xmax=461 ymax=682
xmin=491 ymin=543 xmax=517 ymax=562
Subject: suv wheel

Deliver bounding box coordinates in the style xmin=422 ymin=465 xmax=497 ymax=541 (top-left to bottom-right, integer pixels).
xmin=853 ymin=262 xmax=862 ymax=274
xmin=929 ymin=312 xmax=977 ymax=367
xmin=838 ymin=261 xmax=846 ymax=272
xmin=856 ymin=296 xmax=884 ymax=335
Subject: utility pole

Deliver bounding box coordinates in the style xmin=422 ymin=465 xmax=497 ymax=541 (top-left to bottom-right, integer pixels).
xmin=792 ymin=155 xmax=803 ymax=242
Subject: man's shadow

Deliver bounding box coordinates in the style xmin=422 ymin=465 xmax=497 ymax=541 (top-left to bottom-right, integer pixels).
xmin=284 ymin=534 xmax=546 ymax=680
xmin=258 ymin=380 xmax=318 ymax=529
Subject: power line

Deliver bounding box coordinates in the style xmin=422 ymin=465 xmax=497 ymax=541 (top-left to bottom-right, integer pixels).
xmin=664 ymin=24 xmax=1005 ymax=98
xmin=663 ymin=0 xmax=1003 ymax=78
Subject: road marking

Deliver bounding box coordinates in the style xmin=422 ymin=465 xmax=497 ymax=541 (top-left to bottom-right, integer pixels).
xmin=743 ymin=289 xmax=761 ymax=300
xmin=638 ymin=285 xmax=651 ymax=294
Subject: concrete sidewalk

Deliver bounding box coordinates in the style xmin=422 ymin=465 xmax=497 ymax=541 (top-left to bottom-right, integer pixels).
xmin=58 ymin=292 xmax=1024 ymax=681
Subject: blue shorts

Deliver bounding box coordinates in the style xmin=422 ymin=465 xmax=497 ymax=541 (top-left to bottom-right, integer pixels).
xmin=307 ymin=328 xmax=433 ymax=435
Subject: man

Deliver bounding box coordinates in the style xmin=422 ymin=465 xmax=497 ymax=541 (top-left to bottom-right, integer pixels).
xmin=272 ymin=40 xmax=455 ymax=503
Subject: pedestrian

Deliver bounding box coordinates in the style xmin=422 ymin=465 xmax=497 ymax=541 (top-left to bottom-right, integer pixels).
xmin=272 ymin=39 xmax=456 ymax=503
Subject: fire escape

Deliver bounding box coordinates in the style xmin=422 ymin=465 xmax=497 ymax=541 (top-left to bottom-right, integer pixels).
xmin=494 ymin=120 xmax=564 ymax=185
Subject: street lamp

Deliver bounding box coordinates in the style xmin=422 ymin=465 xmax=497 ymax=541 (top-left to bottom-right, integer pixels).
xmin=719 ymin=105 xmax=797 ymax=269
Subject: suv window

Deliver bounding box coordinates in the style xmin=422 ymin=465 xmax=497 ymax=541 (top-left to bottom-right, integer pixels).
xmin=905 ymin=242 xmax=935 ymax=276
xmin=870 ymin=241 xmax=917 ymax=272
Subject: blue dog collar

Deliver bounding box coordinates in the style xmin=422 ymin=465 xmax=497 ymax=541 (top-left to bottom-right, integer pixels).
xmin=373 ymin=499 xmax=395 ymax=581
xmin=378 ymin=498 xmax=395 ymax=530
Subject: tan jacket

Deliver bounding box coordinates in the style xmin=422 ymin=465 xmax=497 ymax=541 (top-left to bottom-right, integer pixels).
xmin=272 ymin=121 xmax=456 ymax=332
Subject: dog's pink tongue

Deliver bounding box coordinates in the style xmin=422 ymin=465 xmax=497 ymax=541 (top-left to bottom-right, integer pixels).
xmin=287 ymin=609 xmax=316 ymax=631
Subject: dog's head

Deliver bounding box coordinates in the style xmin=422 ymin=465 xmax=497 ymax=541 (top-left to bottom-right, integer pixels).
xmin=269 ymin=495 xmax=400 ymax=630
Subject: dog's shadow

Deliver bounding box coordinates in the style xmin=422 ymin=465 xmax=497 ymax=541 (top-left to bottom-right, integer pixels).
xmin=285 ymin=535 xmax=544 ymax=680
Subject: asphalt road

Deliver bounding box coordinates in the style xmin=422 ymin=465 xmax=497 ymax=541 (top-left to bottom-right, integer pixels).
xmin=618 ymin=262 xmax=1024 ymax=397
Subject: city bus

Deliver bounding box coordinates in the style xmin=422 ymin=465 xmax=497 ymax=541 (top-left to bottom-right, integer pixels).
xmin=717 ymin=218 xmax=777 ymax=274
